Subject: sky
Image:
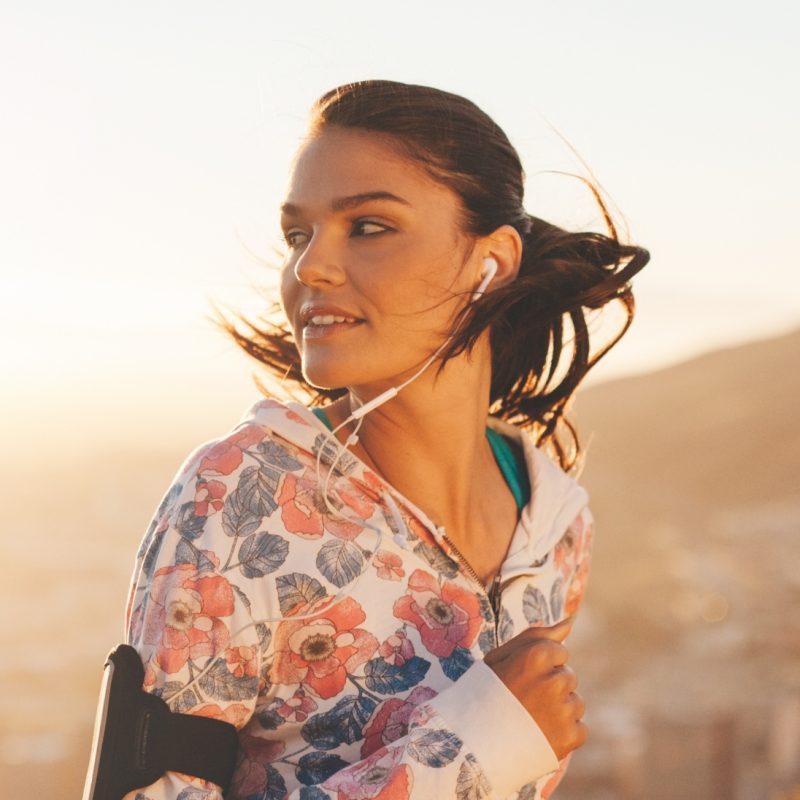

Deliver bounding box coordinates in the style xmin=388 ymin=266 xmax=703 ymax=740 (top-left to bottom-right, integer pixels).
xmin=2 ymin=0 xmax=798 ymax=445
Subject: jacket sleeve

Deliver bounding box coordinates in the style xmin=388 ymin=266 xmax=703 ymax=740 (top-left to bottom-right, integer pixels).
xmin=121 ymin=444 xmax=266 ymax=800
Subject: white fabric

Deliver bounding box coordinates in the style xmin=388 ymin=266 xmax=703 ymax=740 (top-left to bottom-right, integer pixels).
xmin=427 ymin=658 xmax=560 ymax=796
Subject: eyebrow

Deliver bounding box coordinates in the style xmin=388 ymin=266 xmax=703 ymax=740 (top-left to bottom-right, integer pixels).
xmin=280 ymin=191 xmax=412 ymax=217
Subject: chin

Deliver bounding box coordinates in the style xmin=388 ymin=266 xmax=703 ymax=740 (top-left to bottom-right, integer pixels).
xmin=300 ymin=358 xmax=357 ymax=392
xmin=301 ymin=354 xmax=400 ymax=397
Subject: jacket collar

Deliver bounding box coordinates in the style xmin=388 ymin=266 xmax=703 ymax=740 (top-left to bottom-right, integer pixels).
xmin=237 ymin=397 xmax=589 ymax=577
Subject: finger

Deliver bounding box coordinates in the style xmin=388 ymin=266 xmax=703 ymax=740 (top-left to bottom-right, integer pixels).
xmin=532 ymin=641 xmax=569 ymax=671
xmin=527 ymin=616 xmax=574 ymax=643
xmin=555 ymin=665 xmax=578 ymax=693
xmin=570 ymin=691 xmax=586 ymax=720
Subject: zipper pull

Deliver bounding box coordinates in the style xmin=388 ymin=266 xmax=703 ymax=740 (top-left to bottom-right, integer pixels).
xmin=488 ymin=574 xmax=502 ymax=616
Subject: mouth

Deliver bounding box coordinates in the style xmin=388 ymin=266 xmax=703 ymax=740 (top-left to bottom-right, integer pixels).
xmin=302 ymin=315 xmax=365 ymax=339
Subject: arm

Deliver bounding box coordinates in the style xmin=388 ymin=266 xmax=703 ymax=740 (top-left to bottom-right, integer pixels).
xmin=122 ymin=444 xmax=267 ymax=800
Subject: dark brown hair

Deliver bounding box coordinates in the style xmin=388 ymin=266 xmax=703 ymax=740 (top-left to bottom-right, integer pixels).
xmin=212 ymin=79 xmax=650 ymax=472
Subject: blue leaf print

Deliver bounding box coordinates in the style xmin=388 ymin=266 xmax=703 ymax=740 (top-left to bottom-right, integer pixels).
xmin=497 ymin=607 xmax=515 ymax=645
xmin=246 ymin=765 xmax=286 ymax=800
xmin=313 ymin=433 xmax=358 ymax=475
xmin=301 ymin=694 xmax=377 ymax=750
xmin=198 ymin=659 xmax=259 ymax=702
xmin=222 ymin=492 xmax=261 ymax=540
xmin=456 ymin=753 xmax=492 ymax=800
xmin=231 ymin=583 xmax=252 ymax=613
xmin=363 ymin=656 xmax=431 ymax=695
xmin=478 ymin=628 xmax=496 ymax=655
xmin=176 ymin=790 xmax=209 ymax=800
xmin=256 ymin=699 xmax=285 ymax=731
xmin=440 ymin=646 xmax=474 ymax=681
xmin=238 ymin=532 xmax=289 ymax=578
xmin=222 ymin=465 xmax=277 ymax=538
xmin=141 ymin=481 xmax=183 ymax=545
xmin=523 ymin=584 xmax=551 ymax=625
xmin=518 ymin=780 xmax=539 ymax=800
xmin=477 ymin=593 xmax=493 ymax=623
xmin=550 ymin=575 xmax=564 ymax=621
xmin=276 ymin=572 xmax=328 ymax=615
xmin=316 ymin=540 xmax=364 ymax=588
xmin=175 ymin=538 xmax=215 ymax=573
xmin=413 ymin=541 xmax=459 ymax=579
xmin=154 ymin=681 xmax=184 ymax=701
xmin=140 ymin=529 xmax=166 ymax=581
xmin=172 ymin=688 xmax=198 ymax=714
xmin=298 ymin=788 xmax=330 ymax=800
xmin=256 ymin=439 xmax=303 ymax=472
xmin=175 ymin=500 xmax=206 ymax=541
xmin=256 ymin=622 xmax=272 ymax=653
xmin=408 ymin=728 xmax=462 ymax=767
xmin=296 ymin=751 xmax=350 ymax=785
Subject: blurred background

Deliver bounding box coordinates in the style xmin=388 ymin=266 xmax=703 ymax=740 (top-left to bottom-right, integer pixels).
xmin=1 ymin=1 xmax=798 ymax=798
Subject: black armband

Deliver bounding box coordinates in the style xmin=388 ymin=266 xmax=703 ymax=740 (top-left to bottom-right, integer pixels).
xmin=82 ymin=644 xmax=239 ymax=800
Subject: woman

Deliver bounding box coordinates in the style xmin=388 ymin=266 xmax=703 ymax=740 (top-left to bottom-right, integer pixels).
xmin=124 ymin=79 xmax=649 ymax=799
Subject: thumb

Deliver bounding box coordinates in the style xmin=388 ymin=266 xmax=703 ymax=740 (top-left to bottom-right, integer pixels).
xmin=529 ymin=616 xmax=574 ymax=643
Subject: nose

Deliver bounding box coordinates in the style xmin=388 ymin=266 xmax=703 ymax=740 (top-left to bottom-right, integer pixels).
xmin=292 ymin=228 xmax=347 ymax=288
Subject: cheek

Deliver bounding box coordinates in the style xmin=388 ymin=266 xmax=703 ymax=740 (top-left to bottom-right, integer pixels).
xmin=279 ymin=264 xmax=300 ymax=330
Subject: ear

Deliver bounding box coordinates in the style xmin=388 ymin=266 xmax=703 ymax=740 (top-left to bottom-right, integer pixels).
xmin=480 ymin=225 xmax=523 ymax=289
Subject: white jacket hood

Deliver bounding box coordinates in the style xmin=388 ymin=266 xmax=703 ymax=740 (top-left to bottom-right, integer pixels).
xmin=236 ymin=398 xmax=589 ymax=579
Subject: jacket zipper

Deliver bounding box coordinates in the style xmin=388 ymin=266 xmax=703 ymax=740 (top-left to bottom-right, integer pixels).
xmin=439 ymin=529 xmax=503 ymax=641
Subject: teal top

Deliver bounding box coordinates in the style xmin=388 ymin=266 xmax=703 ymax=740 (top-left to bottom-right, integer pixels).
xmin=310 ymin=407 xmax=531 ymax=512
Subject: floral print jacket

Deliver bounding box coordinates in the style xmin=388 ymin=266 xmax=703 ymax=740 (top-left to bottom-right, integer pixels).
xmin=124 ymin=398 xmax=594 ymax=800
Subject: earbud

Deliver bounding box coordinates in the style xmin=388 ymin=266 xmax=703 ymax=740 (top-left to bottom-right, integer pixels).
xmin=472 ymin=257 xmax=498 ymax=300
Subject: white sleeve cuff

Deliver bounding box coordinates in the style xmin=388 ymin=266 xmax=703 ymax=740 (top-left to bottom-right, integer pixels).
xmin=426 ymin=659 xmax=559 ymax=797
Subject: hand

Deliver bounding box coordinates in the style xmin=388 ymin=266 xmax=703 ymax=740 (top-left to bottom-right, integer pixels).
xmin=484 ymin=616 xmax=587 ymax=760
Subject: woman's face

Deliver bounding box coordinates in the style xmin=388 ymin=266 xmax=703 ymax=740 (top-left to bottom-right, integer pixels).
xmin=279 ymin=127 xmax=482 ymax=395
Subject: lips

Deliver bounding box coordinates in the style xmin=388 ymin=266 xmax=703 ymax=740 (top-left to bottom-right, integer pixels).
xmin=300 ymin=304 xmax=364 ymax=339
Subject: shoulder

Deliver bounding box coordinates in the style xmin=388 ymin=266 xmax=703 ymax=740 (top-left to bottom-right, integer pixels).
xmin=168 ymin=397 xmax=313 ymax=482
xmin=140 ymin=397 xmax=318 ymax=550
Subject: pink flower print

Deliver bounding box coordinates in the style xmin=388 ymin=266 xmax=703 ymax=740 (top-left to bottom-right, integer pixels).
xmin=231 ymin=734 xmax=286 ymax=797
xmin=194 ymin=479 xmax=226 ymax=516
xmin=286 ymin=408 xmax=312 ymax=426
xmin=197 ymin=424 xmax=266 ymax=476
xmin=378 ymin=630 xmax=414 ymax=667
xmin=142 ymin=564 xmax=235 ymax=674
xmin=338 ymin=484 xmax=378 ymax=521
xmin=323 ymin=743 xmax=412 ymax=800
xmin=374 ymin=550 xmax=405 ymax=581
xmin=353 ymin=470 xmax=389 ymax=502
xmin=276 ymin=688 xmax=318 ymax=723
xmin=361 ymin=686 xmax=437 ymax=758
xmin=273 ymin=597 xmax=378 ymax=699
xmin=277 ymin=469 xmax=364 ymax=541
xmin=554 ymin=512 xmax=589 ymax=579
xmin=565 ymin=557 xmax=591 ymax=616
xmin=393 ymin=570 xmax=482 ymax=658
xmin=225 ymin=645 xmax=258 ymax=679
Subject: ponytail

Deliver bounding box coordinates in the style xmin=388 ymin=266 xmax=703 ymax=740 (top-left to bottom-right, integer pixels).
xmin=439 ymin=207 xmax=650 ymax=473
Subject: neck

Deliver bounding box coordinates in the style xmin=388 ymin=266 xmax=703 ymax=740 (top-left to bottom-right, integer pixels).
xmin=325 ymin=339 xmax=509 ymax=542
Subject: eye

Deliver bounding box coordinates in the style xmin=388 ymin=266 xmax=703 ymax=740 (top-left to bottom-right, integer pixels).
xmin=352 ymin=220 xmax=390 ymax=237
xmin=283 ymin=228 xmax=309 ymax=248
